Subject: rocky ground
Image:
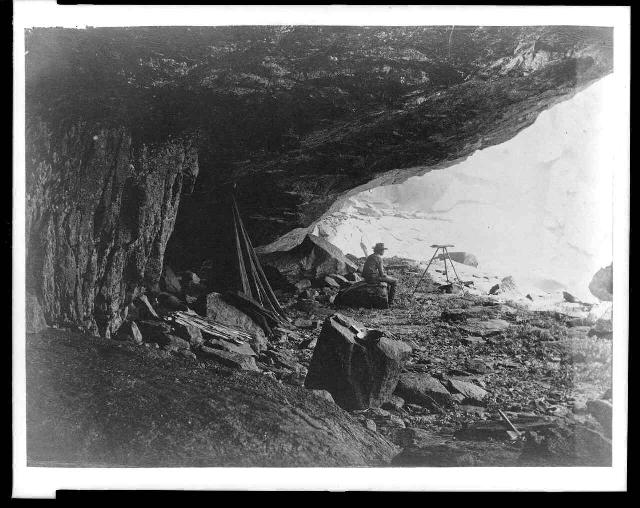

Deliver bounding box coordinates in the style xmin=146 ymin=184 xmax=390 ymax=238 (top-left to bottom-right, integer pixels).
xmin=271 ymin=259 xmax=612 ymax=466
xmin=26 ymin=255 xmax=613 ymax=467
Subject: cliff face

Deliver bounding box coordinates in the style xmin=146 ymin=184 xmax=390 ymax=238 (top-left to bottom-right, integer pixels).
xmin=24 ymin=26 xmax=613 ymax=333
xmin=25 ymin=119 xmax=198 ymax=336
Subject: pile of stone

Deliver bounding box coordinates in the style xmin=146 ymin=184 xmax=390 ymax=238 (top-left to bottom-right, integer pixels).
xmin=257 ymin=233 xmax=358 ymax=286
xmin=256 ymin=233 xmax=398 ymax=310
xmin=113 ymin=262 xmax=276 ymax=371
xmin=158 ymin=265 xmax=209 ymax=306
xmin=258 ymin=234 xmax=404 ymax=310
xmin=118 ymin=291 xmax=263 ymax=371
xmin=294 ymin=272 xmax=366 ymax=312
xmin=109 ymin=259 xmax=326 ymax=386
xmin=394 ymin=372 xmax=489 ymax=412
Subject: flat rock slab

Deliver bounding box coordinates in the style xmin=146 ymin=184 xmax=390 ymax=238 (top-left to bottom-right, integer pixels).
xmin=394 ymin=373 xmax=454 ymax=410
xmin=455 ymin=416 xmax=557 ymax=441
xmin=461 ymin=318 xmax=511 ymax=337
xmin=441 ymin=306 xmax=494 ymax=322
xmin=261 ymin=349 xmax=303 ymax=372
xmin=204 ymin=337 xmax=256 ymax=357
xmin=199 ymin=346 xmax=260 ymax=372
xmin=206 ymin=292 xmax=266 ymax=342
xmin=446 ymin=378 xmax=488 ymax=405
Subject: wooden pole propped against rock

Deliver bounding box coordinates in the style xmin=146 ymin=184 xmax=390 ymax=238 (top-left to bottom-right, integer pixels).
xmin=412 ymin=244 xmax=463 ymax=295
xmin=230 ymin=192 xmax=288 ymax=326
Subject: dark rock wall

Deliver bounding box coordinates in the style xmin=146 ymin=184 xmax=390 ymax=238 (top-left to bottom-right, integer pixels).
xmin=26 ymin=118 xmax=198 ymax=336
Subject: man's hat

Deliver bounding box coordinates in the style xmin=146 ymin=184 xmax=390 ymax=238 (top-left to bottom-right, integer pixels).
xmin=373 ymin=242 xmax=387 ymax=253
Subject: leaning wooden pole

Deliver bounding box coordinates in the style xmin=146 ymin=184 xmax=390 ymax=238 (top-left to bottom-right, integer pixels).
xmin=232 ymin=200 xmax=262 ymax=303
xmin=232 ymin=199 xmax=252 ymax=296
xmin=231 ymin=195 xmax=287 ymax=321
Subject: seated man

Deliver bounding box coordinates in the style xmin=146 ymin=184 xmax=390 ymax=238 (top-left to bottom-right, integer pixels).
xmin=362 ymin=242 xmax=398 ymax=305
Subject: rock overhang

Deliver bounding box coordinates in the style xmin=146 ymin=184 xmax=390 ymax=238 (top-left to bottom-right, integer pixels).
xmin=24 ymin=25 xmax=614 ymax=331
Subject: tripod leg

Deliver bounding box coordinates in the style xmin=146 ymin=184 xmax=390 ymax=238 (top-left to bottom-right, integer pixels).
xmin=445 ymin=248 xmax=462 ymax=284
xmin=412 ymin=248 xmax=439 ymax=295
xmin=443 ymin=249 xmax=449 ymax=282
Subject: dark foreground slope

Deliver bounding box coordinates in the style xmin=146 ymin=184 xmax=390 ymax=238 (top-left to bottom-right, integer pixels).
xmin=26 ymin=329 xmax=396 ymax=467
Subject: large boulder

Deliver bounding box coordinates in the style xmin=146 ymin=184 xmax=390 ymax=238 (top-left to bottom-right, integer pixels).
xmin=257 ymin=233 xmax=357 ymax=285
xmin=206 ymin=292 xmax=267 ymax=349
xmin=334 ymin=281 xmax=389 ymax=309
xmin=26 ymin=292 xmax=48 ymax=334
xmin=461 ymin=318 xmax=510 ymax=337
xmin=304 ymin=313 xmax=412 ymax=410
xmin=589 ymin=263 xmax=613 ymax=301
xmin=436 ymin=251 xmax=479 ymax=268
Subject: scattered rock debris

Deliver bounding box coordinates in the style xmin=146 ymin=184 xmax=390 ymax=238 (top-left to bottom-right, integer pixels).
xmin=32 ymin=253 xmax=612 ymax=467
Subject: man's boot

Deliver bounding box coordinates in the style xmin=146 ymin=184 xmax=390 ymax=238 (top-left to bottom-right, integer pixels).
xmin=387 ymin=282 xmax=396 ymax=306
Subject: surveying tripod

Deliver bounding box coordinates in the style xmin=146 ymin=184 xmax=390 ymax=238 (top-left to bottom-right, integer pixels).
xmin=412 ymin=244 xmax=463 ymax=295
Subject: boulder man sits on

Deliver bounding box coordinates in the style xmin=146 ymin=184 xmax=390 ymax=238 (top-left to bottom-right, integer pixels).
xmin=362 ymin=243 xmax=397 ymax=305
